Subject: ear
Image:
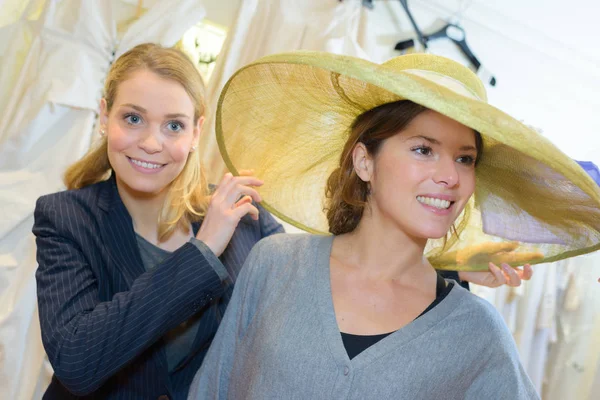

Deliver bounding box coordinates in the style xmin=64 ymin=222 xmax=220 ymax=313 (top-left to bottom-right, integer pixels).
xmin=99 ymin=98 xmax=109 ymax=129
xmin=192 ymin=116 xmax=205 ymax=148
xmin=98 ymin=99 xmax=109 ymax=137
xmin=352 ymin=143 xmax=373 ymax=182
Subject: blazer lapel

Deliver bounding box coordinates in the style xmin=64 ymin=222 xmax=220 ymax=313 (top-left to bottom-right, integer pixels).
xmin=97 ymin=175 xmax=146 ymax=287
xmin=96 ymin=176 xmax=170 ymax=377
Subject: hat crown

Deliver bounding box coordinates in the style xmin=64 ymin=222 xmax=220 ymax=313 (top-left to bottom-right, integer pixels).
xmin=382 ymin=54 xmax=487 ymax=102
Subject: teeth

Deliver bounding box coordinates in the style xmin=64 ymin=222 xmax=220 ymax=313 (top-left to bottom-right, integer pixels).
xmin=417 ymin=196 xmax=451 ymax=210
xmin=130 ymin=158 xmax=162 ymax=169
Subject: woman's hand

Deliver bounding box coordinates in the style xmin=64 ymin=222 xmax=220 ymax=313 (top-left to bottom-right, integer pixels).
xmin=196 ymin=170 xmax=263 ymax=257
xmin=458 ymin=263 xmax=533 ymax=288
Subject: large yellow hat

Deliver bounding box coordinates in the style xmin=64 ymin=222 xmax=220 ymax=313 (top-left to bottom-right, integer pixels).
xmin=216 ymin=51 xmax=600 ymax=271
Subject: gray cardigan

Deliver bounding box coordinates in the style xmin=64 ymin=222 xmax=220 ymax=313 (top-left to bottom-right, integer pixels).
xmin=189 ymin=234 xmax=539 ymax=400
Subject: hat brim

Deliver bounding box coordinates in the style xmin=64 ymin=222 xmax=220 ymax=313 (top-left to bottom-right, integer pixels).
xmin=216 ymin=51 xmax=600 ymax=270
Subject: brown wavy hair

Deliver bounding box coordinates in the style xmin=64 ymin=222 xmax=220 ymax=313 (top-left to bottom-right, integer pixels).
xmin=63 ymin=43 xmax=208 ymax=240
xmin=325 ymin=100 xmax=483 ymax=235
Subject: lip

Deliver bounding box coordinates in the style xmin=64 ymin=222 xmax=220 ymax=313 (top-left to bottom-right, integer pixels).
xmin=126 ymin=156 xmax=166 ymax=174
xmin=416 ymin=194 xmax=456 ymax=216
xmin=417 ymin=193 xmax=456 ymax=202
xmin=418 ymin=201 xmax=455 ymax=216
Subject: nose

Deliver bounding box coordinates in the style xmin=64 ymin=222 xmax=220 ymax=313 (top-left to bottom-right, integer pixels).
xmin=432 ymin=156 xmax=459 ymax=187
xmin=138 ymin=128 xmax=162 ymax=154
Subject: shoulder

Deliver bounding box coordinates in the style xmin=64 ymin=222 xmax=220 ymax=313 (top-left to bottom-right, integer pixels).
xmin=447 ymin=287 xmax=516 ymax=350
xmin=34 ymin=181 xmax=109 ymax=229
xmin=37 ymin=180 xmax=106 ymax=210
xmin=240 ymin=233 xmax=326 ymax=282
xmin=448 ymin=289 xmax=540 ymax=398
xmin=449 ymin=287 xmax=506 ymax=326
xmin=250 ymin=233 xmax=325 ymax=259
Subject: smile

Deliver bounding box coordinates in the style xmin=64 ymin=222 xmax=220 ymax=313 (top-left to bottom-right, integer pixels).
xmin=416 ymin=196 xmax=454 ymax=210
xmin=127 ymin=156 xmax=166 ymax=170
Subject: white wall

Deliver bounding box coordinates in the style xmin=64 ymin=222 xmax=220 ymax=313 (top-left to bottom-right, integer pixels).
xmin=201 ymin=0 xmax=600 ymax=163
xmin=202 ymin=0 xmax=242 ymax=28
xmin=362 ymin=0 xmax=600 ymax=165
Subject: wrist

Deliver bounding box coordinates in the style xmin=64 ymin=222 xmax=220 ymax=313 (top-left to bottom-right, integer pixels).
xmin=194 ymin=234 xmax=216 ymax=256
xmin=188 ymin=237 xmax=229 ymax=281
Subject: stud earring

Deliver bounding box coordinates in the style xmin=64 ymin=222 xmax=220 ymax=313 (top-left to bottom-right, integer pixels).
xmin=191 ymin=145 xmax=197 ymax=152
xmin=99 ymin=128 xmax=106 ymax=136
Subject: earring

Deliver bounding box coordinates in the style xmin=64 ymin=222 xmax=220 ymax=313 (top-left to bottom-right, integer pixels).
xmin=190 ymin=145 xmax=197 ymax=152
xmin=99 ymin=128 xmax=106 ymax=136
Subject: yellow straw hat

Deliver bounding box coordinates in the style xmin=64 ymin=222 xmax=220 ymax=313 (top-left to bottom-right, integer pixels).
xmin=216 ymin=51 xmax=600 ymax=271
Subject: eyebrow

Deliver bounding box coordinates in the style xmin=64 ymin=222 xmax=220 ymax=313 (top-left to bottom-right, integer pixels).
xmin=121 ymin=103 xmax=191 ymax=119
xmin=407 ymin=134 xmax=477 ymax=152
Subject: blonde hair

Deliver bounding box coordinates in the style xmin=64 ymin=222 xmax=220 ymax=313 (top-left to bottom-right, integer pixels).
xmin=64 ymin=43 xmax=209 ymax=240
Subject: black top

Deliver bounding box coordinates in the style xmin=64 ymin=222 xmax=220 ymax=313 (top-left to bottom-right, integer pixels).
xmin=340 ymin=273 xmax=453 ymax=360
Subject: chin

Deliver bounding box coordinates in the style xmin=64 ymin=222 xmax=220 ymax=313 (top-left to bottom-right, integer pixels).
xmin=118 ymin=175 xmax=169 ymax=195
xmin=426 ymin=232 xmax=450 ymax=240
xmin=413 ymin=226 xmax=452 ymax=240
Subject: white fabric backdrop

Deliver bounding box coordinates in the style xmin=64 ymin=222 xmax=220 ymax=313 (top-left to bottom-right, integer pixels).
xmin=198 ymin=0 xmax=374 ymax=183
xmin=542 ymin=253 xmax=600 ymax=400
xmin=471 ymin=255 xmax=600 ymax=400
xmin=0 ymin=1 xmax=206 ymax=398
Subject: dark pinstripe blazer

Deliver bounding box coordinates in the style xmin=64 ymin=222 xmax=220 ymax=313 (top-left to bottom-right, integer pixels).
xmin=32 ymin=176 xmax=284 ymax=400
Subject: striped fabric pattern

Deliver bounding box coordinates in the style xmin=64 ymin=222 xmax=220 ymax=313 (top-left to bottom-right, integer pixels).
xmin=32 ymin=176 xmax=283 ymax=399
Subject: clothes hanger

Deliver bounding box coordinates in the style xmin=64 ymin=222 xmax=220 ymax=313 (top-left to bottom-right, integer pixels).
xmin=395 ymin=0 xmax=497 ymax=86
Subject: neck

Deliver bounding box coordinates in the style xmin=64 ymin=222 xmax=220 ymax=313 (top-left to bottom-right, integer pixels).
xmin=333 ymin=209 xmax=433 ymax=281
xmin=116 ymin=177 xmax=168 ymax=244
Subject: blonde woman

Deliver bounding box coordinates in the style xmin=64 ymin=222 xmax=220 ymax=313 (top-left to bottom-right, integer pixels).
xmin=32 ymin=44 xmax=283 ymax=399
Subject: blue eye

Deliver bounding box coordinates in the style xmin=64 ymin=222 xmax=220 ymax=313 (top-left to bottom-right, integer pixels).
xmin=167 ymin=121 xmax=184 ymax=132
xmin=124 ymin=114 xmax=142 ymax=125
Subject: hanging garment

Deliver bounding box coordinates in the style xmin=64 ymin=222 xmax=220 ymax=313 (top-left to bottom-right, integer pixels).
xmin=0 ymin=1 xmax=205 ymax=399
xmin=543 ymin=254 xmax=600 ymax=400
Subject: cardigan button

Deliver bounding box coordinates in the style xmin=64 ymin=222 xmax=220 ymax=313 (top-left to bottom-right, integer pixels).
xmin=343 ymin=366 xmax=350 ymax=376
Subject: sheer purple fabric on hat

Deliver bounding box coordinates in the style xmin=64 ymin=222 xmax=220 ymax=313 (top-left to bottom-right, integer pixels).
xmin=576 ymin=160 xmax=600 ymax=186
xmin=480 ymin=160 xmax=600 ymax=245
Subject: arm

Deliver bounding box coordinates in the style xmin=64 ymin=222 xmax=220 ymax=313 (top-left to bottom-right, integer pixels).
xmin=458 ymin=263 xmax=533 ymax=288
xmin=435 ymin=241 xmax=534 ymax=288
xmin=464 ymin=318 xmax=540 ymax=400
xmin=188 ymin=237 xmax=267 ymax=400
xmin=33 ymin=197 xmax=225 ymax=396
